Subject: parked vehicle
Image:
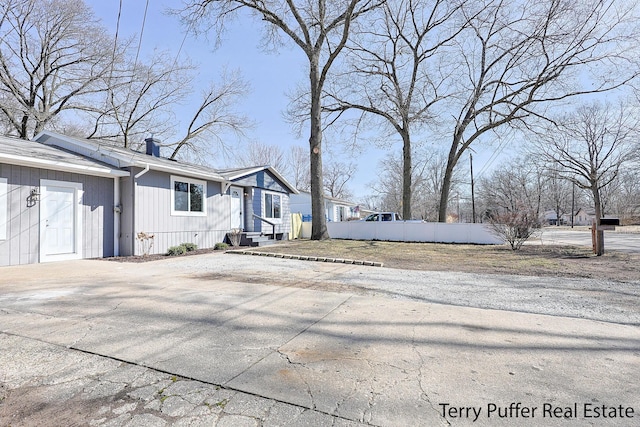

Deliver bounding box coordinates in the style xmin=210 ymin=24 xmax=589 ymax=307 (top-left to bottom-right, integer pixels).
xmin=362 ymin=212 xmax=403 ymax=222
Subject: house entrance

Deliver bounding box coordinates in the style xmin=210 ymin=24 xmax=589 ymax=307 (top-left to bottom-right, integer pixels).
xmin=230 ymin=186 xmax=244 ymax=230
xmin=40 ymin=180 xmax=83 ymax=262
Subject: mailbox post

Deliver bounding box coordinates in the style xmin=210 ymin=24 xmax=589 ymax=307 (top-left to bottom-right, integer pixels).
xmin=591 ymin=218 xmax=620 ymax=255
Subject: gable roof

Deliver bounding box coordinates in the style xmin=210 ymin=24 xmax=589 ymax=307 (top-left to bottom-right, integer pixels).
xmin=217 ymin=166 xmax=299 ymax=194
xmin=34 ymin=131 xmax=228 ymax=183
xmin=34 ymin=131 xmax=299 ymax=193
xmin=0 ymin=135 xmax=128 ymax=178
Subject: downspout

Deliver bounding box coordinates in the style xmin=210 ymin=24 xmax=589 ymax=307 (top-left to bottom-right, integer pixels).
xmin=132 ymin=164 xmax=150 ymax=255
xmin=113 ymin=177 xmax=121 ymax=256
xmin=134 ymin=164 xmax=150 ymax=179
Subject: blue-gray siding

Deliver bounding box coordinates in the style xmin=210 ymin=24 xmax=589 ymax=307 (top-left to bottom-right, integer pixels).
xmin=251 ymin=188 xmax=291 ymax=236
xmin=0 ymin=163 xmax=115 ymax=266
xmin=232 ymin=170 xmax=290 ymax=194
xmin=125 ymin=169 xmax=231 ymax=255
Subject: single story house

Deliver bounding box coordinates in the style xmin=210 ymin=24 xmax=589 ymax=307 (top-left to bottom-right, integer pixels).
xmin=290 ymin=191 xmax=360 ymax=222
xmin=570 ymin=208 xmax=596 ymax=226
xmin=0 ymin=135 xmax=128 ymax=265
xmin=0 ymin=131 xmax=297 ymax=266
xmin=542 ymin=210 xmax=565 ymax=226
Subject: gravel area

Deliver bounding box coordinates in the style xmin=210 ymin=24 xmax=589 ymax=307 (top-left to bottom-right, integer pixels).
xmin=166 ymin=252 xmax=640 ymax=326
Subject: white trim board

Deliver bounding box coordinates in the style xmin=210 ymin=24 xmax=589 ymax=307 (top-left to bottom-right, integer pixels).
xmin=39 ymin=179 xmax=83 ymax=263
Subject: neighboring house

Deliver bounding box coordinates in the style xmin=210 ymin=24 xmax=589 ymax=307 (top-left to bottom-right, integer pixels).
xmin=0 ymin=135 xmax=128 ymax=266
xmin=542 ymin=210 xmax=564 ymax=226
xmin=290 ymin=191 xmax=360 ymax=222
xmin=0 ymin=131 xmax=297 ymax=266
xmin=572 ymin=208 xmax=596 ymax=226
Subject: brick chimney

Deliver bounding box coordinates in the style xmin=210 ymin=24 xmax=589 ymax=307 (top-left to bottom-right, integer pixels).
xmin=145 ymin=137 xmax=160 ymax=157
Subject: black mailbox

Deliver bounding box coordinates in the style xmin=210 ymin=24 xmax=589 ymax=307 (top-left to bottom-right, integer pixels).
xmin=600 ymin=218 xmax=620 ymax=226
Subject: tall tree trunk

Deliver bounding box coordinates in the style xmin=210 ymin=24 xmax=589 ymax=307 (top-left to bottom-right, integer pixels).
xmin=592 ymin=184 xmax=604 ymax=256
xmin=401 ymin=131 xmax=412 ymax=220
xmin=438 ymin=145 xmax=458 ymax=222
xmin=309 ymin=61 xmax=329 ymax=240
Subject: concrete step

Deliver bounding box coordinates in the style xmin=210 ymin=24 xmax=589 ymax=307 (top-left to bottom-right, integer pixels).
xmin=239 ymin=232 xmax=275 ymax=247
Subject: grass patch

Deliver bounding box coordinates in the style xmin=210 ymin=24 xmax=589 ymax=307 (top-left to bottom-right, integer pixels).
xmin=251 ymin=239 xmax=640 ymax=282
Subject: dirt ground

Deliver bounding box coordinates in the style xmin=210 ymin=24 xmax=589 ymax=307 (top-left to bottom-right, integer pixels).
xmin=242 ymin=239 xmax=640 ymax=282
xmin=105 ymin=238 xmax=640 ymax=283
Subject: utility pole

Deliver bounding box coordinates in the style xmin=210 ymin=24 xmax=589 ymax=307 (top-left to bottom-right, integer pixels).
xmin=470 ymin=153 xmax=476 ymax=223
xmin=571 ymin=182 xmax=575 ymax=228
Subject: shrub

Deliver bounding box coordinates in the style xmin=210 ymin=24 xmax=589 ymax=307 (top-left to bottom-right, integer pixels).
xmin=167 ymin=245 xmax=187 ymax=256
xmin=487 ymin=209 xmax=541 ymax=250
xmin=214 ymin=242 xmax=229 ymax=250
xmin=180 ymin=242 xmax=198 ymax=252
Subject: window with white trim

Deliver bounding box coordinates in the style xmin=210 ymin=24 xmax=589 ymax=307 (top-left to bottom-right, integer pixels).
xmin=171 ymin=176 xmax=206 ymax=216
xmin=264 ymin=192 xmax=282 ymax=219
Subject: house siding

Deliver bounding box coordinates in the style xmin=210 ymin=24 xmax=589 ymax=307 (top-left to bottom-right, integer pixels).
xmin=129 ymin=169 xmax=230 ymax=255
xmin=232 ymin=170 xmax=290 ymax=194
xmin=0 ymin=163 xmax=115 ymax=266
xmin=119 ymin=172 xmax=135 ymax=257
xmin=251 ymin=188 xmax=291 ymax=236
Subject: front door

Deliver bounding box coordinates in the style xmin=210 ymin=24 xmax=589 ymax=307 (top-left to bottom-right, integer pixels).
xmin=40 ymin=180 xmax=83 ymax=262
xmin=230 ymin=186 xmax=244 ymax=230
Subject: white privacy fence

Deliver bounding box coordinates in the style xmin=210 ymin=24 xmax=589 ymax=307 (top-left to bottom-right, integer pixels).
xmin=325 ymin=221 xmax=502 ymax=244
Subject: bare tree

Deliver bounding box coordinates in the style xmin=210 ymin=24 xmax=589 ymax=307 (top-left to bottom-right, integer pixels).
xmin=288 ymin=145 xmax=311 ymax=191
xmin=234 ymin=140 xmax=290 ymax=175
xmin=179 ymin=0 xmax=384 ymax=240
xmin=541 ymin=165 xmax=574 ymax=226
xmin=605 ymin=168 xmax=640 ymax=225
xmin=0 ymin=0 xmax=123 ymax=139
xmin=323 ymin=160 xmax=356 ymax=199
xmin=477 ymin=157 xmax=545 ymax=219
xmin=535 ymin=101 xmax=639 ymax=255
xmin=87 ymin=53 xmax=194 ymax=149
xmin=477 ymin=157 xmax=545 ymax=248
xmin=436 ymin=0 xmax=640 ymax=222
xmin=84 ymin=51 xmax=250 ymax=160
xmin=373 ymin=148 xmax=458 ymax=219
xmin=371 ymin=153 xmax=404 ymax=213
xmin=167 ymin=71 xmax=251 ymax=161
xmin=324 ymin=0 xmax=465 ymax=220
xmin=411 ymin=149 xmax=458 ymax=221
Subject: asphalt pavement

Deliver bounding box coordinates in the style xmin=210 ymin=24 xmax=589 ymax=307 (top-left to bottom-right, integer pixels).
xmin=536 ymin=227 xmax=640 ymax=253
xmin=1 ymin=253 xmax=639 ymax=426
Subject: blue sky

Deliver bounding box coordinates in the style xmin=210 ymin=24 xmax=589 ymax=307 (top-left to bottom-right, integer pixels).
xmin=85 ymin=1 xmax=365 ymax=197
xmin=85 ymin=1 xmax=502 ymax=201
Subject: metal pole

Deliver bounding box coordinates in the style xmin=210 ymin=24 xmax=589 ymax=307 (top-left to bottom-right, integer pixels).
xmin=470 ymin=153 xmax=476 ymax=223
xmin=571 ymin=182 xmax=575 ymax=228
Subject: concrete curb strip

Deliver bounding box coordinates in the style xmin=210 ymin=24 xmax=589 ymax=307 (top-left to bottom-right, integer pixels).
xmin=226 ymin=249 xmax=384 ymax=267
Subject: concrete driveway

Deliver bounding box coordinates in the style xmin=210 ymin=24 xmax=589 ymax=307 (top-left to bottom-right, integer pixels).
xmin=1 ymin=253 xmax=639 ymax=426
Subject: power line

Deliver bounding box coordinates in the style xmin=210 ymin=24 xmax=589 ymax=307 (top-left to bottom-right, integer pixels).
xmin=133 ymin=0 xmax=150 ymax=67
xmin=111 ymin=0 xmax=123 ymax=72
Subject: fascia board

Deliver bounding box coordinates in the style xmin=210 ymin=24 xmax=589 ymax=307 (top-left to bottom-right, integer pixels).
xmin=0 ymin=152 xmax=129 ymax=178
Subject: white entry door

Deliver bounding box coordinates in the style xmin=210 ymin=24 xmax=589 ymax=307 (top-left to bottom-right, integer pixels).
xmin=40 ymin=180 xmax=83 ymax=262
xmin=230 ymin=186 xmax=244 ymax=230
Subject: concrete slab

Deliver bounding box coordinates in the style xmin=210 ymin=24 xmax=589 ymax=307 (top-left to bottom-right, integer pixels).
xmin=227 ymin=295 xmax=640 ymax=426
xmin=1 ymin=255 xmax=639 ymax=426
